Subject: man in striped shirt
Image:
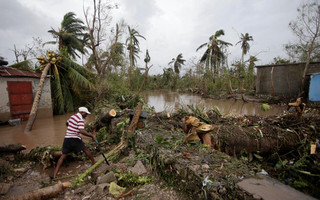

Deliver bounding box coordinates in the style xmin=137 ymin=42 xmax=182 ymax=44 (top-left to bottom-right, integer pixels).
xmin=52 ymin=107 xmax=96 ymax=179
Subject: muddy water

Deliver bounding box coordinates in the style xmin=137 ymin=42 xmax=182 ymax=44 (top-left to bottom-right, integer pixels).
xmin=0 ymin=90 xmax=286 ymax=151
xmin=0 ymin=114 xmax=92 ymax=152
xmin=143 ymin=90 xmax=285 ymax=116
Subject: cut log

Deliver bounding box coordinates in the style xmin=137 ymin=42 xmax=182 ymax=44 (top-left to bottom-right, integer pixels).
xmin=40 ymin=150 xmax=62 ymax=169
xmin=15 ymin=182 xmax=70 ymax=200
xmin=182 ymin=116 xmax=214 ymax=146
xmin=288 ymin=98 xmax=305 ymax=118
xmin=95 ymin=109 xmax=117 ymax=131
xmin=213 ymin=125 xmax=301 ymax=155
xmin=0 ymin=144 xmax=26 ymax=154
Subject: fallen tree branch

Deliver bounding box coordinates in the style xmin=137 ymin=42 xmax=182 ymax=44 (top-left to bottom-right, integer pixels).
xmin=71 ymin=104 xmax=143 ymax=187
xmin=0 ymin=144 xmax=26 ymax=153
xmin=116 ymin=188 xmax=134 ymax=200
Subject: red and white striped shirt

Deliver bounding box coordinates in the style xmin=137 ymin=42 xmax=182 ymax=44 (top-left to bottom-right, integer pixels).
xmin=65 ymin=113 xmax=85 ymax=140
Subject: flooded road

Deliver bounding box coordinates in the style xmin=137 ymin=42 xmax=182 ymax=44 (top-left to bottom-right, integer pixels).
xmin=0 ymin=90 xmax=286 ymax=151
xmin=0 ymin=114 xmax=92 ymax=152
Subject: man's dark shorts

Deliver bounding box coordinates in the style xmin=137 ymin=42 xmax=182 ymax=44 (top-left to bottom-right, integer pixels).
xmin=62 ymin=138 xmax=85 ymax=154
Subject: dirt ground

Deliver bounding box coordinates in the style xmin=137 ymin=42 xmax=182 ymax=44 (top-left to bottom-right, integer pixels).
xmin=1 ymin=152 xmax=188 ymax=200
xmin=1 ymin=105 xmax=320 ymax=200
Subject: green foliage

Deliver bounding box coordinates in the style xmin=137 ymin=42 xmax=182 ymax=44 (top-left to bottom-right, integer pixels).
xmin=8 ymin=60 xmax=33 ymax=71
xmin=39 ymin=50 xmax=95 ymax=114
xmin=116 ymin=171 xmax=153 ymax=187
xmin=0 ymin=165 xmax=13 ymax=177
xmin=155 ymin=136 xmax=170 ymax=145
xmin=271 ymin=56 xmax=291 ymax=64
xmin=293 ymin=180 xmax=308 ymax=189
xmin=132 ymin=68 xmax=145 ymax=90
xmin=47 ymin=12 xmax=87 ymax=59
xmin=96 ymin=127 xmax=108 ymax=141
xmin=261 ymin=103 xmax=270 ymax=111
xmin=126 ymin=150 xmax=149 ymax=166
xmin=117 ymin=118 xmax=130 ymax=130
xmin=168 ymin=53 xmax=185 ymax=75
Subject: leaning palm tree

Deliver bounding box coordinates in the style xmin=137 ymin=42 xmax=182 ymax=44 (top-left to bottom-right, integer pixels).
xmin=25 ymin=61 xmax=52 ymax=132
xmin=196 ymin=29 xmax=232 ymax=79
xmin=46 ymin=12 xmax=88 ymax=59
xmin=126 ymin=26 xmax=146 ymax=90
xmin=168 ymin=53 xmax=186 ymax=75
xmin=236 ymin=33 xmax=253 ymax=70
xmin=25 ymin=51 xmax=95 ymax=132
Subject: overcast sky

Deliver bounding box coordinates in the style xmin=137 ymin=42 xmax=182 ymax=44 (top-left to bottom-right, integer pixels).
xmin=0 ymin=0 xmax=305 ymax=74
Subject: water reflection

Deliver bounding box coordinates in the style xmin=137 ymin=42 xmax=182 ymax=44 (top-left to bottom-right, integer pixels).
xmin=144 ymin=90 xmax=285 ymax=117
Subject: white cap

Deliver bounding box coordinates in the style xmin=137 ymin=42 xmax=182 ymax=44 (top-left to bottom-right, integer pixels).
xmin=78 ymin=107 xmax=91 ymax=114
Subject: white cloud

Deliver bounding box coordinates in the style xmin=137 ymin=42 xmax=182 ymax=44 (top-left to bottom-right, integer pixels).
xmin=0 ymin=0 xmax=305 ymax=74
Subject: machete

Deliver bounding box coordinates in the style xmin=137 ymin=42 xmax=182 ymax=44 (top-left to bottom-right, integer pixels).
xmin=95 ymin=140 xmax=109 ymax=165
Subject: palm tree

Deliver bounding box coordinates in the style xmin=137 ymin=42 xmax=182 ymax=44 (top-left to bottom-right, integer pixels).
xmin=50 ymin=56 xmax=95 ymax=114
xmin=246 ymin=55 xmax=259 ymax=89
xmin=247 ymin=55 xmax=258 ymax=76
xmin=168 ymin=53 xmax=186 ymax=75
xmin=162 ymin=68 xmax=174 ymax=88
xmin=47 ymin=12 xmax=88 ymax=59
xmin=236 ymin=33 xmax=253 ymax=70
xmin=196 ymin=29 xmax=232 ymax=79
xmin=25 ymin=62 xmax=52 ymax=132
xmin=108 ymin=42 xmax=125 ymax=74
xmin=126 ymin=26 xmax=146 ymax=90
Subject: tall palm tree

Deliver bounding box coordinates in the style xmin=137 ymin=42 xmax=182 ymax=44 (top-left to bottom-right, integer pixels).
xmin=168 ymin=53 xmax=186 ymax=75
xmin=126 ymin=26 xmax=146 ymax=90
xmin=47 ymin=12 xmax=88 ymax=59
xmin=196 ymin=29 xmax=232 ymax=79
xmin=236 ymin=33 xmax=253 ymax=69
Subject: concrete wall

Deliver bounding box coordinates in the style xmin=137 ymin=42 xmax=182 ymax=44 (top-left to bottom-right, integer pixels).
xmin=256 ymin=62 xmax=320 ymax=98
xmin=0 ymin=77 xmax=52 ymax=122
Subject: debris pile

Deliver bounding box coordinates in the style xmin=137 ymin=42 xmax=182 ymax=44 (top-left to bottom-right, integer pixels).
xmin=0 ymin=103 xmax=319 ymax=199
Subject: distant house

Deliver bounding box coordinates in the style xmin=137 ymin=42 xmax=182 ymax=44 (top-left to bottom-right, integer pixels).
xmin=255 ymin=62 xmax=320 ymax=99
xmin=0 ymin=65 xmax=52 ymax=122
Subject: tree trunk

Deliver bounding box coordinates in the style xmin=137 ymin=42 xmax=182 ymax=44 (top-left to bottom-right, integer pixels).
xmin=212 ymin=125 xmax=300 ymax=155
xmin=24 ymin=63 xmax=51 ymax=132
xmin=137 ymin=64 xmax=152 ymax=95
xmin=15 ymin=182 xmax=70 ymax=200
xmin=270 ymin=66 xmax=275 ymax=96
xmin=300 ymin=23 xmax=318 ymax=95
xmin=94 ymin=109 xmax=117 ymax=131
xmin=0 ymin=144 xmax=26 ymax=153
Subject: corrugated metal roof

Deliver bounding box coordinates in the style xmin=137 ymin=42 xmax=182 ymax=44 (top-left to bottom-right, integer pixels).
xmin=0 ymin=66 xmax=41 ymax=78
